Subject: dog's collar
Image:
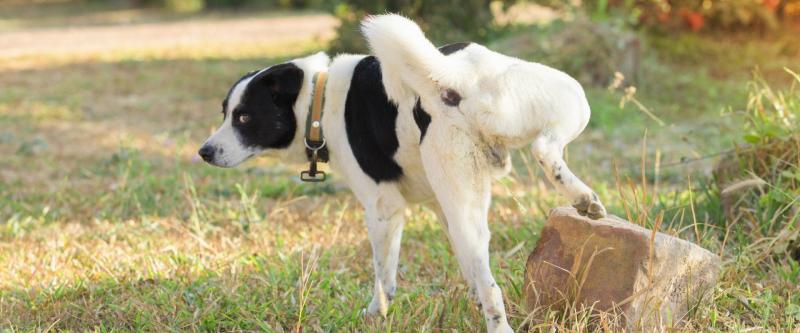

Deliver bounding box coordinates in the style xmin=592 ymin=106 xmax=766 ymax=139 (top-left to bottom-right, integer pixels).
xmin=300 ymin=71 xmax=329 ymax=182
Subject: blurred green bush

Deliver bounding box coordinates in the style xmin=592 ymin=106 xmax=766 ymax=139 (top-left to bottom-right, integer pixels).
xmin=490 ymin=19 xmax=640 ymax=86
xmin=713 ymin=70 xmax=799 ymax=246
xmin=112 ymin=0 xmax=506 ymax=54
xmin=327 ymin=0 xmax=509 ymax=54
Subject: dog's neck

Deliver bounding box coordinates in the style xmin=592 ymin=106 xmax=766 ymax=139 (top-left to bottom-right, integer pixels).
xmin=298 ymin=71 xmax=329 ymax=181
xmin=275 ymin=52 xmax=331 ymax=166
xmin=303 ymin=71 xmax=329 ymax=161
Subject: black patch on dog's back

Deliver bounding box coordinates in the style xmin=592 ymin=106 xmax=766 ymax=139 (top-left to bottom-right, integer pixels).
xmin=439 ymin=42 xmax=471 ymax=55
xmin=412 ymin=42 xmax=472 ymax=143
xmin=344 ymin=56 xmax=403 ymax=183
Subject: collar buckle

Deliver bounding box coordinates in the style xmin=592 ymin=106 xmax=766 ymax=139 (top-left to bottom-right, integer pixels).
xmin=301 ymin=137 xmax=326 ymax=182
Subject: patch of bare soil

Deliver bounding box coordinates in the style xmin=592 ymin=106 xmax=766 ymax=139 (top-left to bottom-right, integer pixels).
xmin=0 ymin=13 xmax=337 ymax=59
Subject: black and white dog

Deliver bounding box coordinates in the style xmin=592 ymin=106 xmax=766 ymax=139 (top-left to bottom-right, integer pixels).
xmin=199 ymin=14 xmax=606 ymax=332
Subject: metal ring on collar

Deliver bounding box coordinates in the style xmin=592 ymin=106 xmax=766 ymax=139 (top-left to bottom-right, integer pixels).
xmin=304 ymin=137 xmax=326 ymax=151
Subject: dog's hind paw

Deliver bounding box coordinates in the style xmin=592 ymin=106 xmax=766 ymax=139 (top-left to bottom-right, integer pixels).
xmin=489 ymin=322 xmax=514 ymax=333
xmin=586 ymin=201 xmax=607 ymax=219
xmin=365 ymin=293 xmax=389 ymax=317
xmin=573 ymin=193 xmax=607 ymax=220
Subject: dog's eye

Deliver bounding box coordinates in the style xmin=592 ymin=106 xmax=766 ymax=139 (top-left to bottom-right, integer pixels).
xmin=238 ymin=114 xmax=251 ymax=123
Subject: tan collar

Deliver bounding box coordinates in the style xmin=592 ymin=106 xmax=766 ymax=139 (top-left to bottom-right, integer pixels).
xmin=300 ymin=72 xmax=328 ymax=182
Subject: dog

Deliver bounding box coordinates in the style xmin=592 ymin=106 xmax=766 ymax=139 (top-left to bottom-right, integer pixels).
xmin=198 ymin=14 xmax=606 ymax=332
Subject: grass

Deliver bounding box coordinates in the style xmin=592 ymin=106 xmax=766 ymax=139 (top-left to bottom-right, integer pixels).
xmin=1 ymin=3 xmax=799 ymax=331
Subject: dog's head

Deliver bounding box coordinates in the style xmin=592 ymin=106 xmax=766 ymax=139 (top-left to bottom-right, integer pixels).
xmin=198 ymin=53 xmax=329 ymax=167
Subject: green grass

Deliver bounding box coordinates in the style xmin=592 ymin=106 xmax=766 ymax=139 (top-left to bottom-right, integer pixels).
xmin=1 ymin=4 xmax=799 ymax=332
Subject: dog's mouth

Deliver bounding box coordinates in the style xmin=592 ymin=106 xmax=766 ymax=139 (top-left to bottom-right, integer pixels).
xmin=201 ymin=152 xmax=255 ymax=168
xmin=203 ymin=159 xmax=230 ymax=168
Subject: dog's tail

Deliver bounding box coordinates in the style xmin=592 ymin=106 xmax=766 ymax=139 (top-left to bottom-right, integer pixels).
xmin=361 ymin=14 xmax=462 ymax=103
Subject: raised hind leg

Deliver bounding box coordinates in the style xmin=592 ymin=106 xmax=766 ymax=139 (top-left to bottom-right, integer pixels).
xmin=531 ymin=137 xmax=606 ymax=219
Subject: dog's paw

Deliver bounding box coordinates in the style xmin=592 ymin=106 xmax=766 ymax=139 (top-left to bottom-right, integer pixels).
xmin=488 ymin=322 xmax=514 ymax=333
xmin=586 ymin=201 xmax=607 ymax=219
xmin=365 ymin=293 xmax=389 ymax=317
xmin=573 ymin=193 xmax=607 ymax=220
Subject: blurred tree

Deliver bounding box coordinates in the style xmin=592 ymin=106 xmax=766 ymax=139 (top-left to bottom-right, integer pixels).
xmin=327 ymin=0 xmax=512 ymax=54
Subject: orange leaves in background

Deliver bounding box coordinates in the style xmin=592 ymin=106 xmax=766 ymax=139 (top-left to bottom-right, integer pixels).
xmin=762 ymin=0 xmax=781 ymax=11
xmin=680 ymin=9 xmax=705 ymax=31
xmin=635 ymin=0 xmax=800 ymax=32
xmin=653 ymin=7 xmax=704 ymax=32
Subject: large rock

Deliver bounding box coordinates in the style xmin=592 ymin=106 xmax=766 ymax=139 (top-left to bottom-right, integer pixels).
xmin=524 ymin=207 xmax=720 ymax=330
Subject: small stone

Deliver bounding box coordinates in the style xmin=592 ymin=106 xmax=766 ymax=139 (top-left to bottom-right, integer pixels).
xmin=524 ymin=207 xmax=720 ymax=330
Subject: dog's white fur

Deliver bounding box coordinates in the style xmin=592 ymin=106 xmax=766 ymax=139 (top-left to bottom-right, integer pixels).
xmin=361 ymin=14 xmax=606 ymax=332
xmin=202 ymin=14 xmax=606 ymax=333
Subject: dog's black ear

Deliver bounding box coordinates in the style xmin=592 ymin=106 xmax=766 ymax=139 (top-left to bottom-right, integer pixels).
xmin=254 ymin=63 xmax=304 ymax=95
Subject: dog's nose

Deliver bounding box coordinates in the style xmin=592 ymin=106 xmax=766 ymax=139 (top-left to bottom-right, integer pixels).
xmin=198 ymin=145 xmax=215 ymax=162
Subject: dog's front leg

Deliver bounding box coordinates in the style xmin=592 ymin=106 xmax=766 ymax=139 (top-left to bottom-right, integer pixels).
xmin=363 ymin=184 xmax=406 ymax=317
xmin=421 ymin=122 xmax=513 ymax=333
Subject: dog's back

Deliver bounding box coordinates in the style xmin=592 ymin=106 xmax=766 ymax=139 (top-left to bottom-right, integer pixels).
xmin=361 ymin=14 xmax=591 ymax=149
